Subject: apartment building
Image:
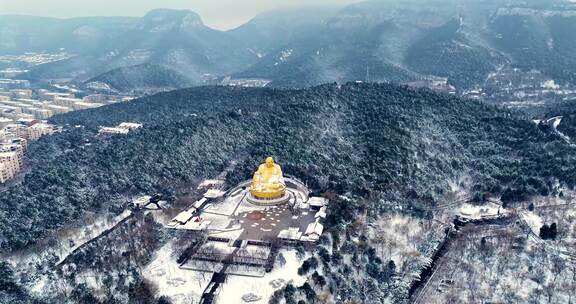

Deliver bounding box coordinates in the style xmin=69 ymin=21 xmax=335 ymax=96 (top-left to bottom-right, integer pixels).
xmin=10 ymin=89 xmax=33 ymax=99
xmin=0 ymin=162 xmax=12 ymax=183
xmin=46 ymin=104 xmax=72 ymax=115
xmin=0 ymin=151 xmax=21 ymax=177
xmin=0 ymin=120 xmax=55 ymax=184
xmin=39 ymin=91 xmax=74 ymax=101
xmin=73 ymin=101 xmax=104 ymax=110
xmin=28 ymin=123 xmax=55 ymax=140
xmin=54 ymin=97 xmax=83 ymax=107
xmin=0 ymin=143 xmax=24 ymax=161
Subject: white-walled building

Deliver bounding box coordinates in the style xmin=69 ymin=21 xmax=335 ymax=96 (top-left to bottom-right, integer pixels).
xmin=73 ymin=101 xmax=104 ymax=110
xmin=99 ymin=122 xmax=143 ymax=135
xmin=0 ymin=163 xmax=12 ymax=183
xmin=0 ymin=151 xmax=21 ymax=178
xmin=28 ymin=123 xmax=55 ymax=140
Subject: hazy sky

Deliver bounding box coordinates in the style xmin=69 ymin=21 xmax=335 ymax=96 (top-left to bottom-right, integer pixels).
xmin=0 ymin=0 xmax=360 ymax=30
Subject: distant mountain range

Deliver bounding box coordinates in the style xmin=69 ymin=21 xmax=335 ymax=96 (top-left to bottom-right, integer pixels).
xmin=1 ymin=0 xmax=575 ymax=91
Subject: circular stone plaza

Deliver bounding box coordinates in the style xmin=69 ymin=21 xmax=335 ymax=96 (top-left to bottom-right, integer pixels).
xmin=161 ymin=156 xmax=330 ymax=302
xmin=166 ymin=157 xmax=329 ymax=244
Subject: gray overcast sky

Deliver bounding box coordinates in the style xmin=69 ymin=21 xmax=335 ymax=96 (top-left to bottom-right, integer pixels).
xmin=0 ymin=0 xmax=360 ymax=30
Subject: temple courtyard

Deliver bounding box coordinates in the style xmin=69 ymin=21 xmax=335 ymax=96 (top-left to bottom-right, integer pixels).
xmin=165 ymin=177 xmax=328 ymax=244
xmin=156 ymin=158 xmax=330 ymax=303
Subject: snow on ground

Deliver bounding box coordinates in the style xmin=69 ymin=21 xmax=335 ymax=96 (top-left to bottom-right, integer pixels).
xmin=5 ymin=210 xmax=132 ymax=269
xmin=57 ymin=210 xmax=132 ymax=263
xmin=529 ymin=193 xmax=576 ymax=247
xmin=279 ymin=49 xmax=293 ymax=62
xmin=214 ymin=249 xmax=306 ymax=304
xmin=24 ymin=211 xmax=133 ymax=299
xmin=458 ymin=202 xmax=504 ymax=220
xmin=204 ymin=189 xmax=226 ymax=199
xmin=428 ymin=224 xmax=576 ymax=304
xmin=521 ymin=210 xmax=542 ymax=235
xmin=542 ymin=80 xmax=560 ymax=90
xmin=198 ymin=179 xmax=225 ymax=189
xmin=369 ymin=214 xmax=434 ymax=269
xmin=196 ymin=212 xmax=235 ymax=231
xmin=204 ymin=192 xmax=244 ymax=216
xmin=207 ymin=228 xmax=244 ymax=240
xmin=144 ymin=241 xmax=211 ymax=304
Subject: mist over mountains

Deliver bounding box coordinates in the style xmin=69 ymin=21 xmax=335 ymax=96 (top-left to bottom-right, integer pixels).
xmin=3 ymin=1 xmax=576 ymax=303
xmin=1 ymin=0 xmax=575 ymax=92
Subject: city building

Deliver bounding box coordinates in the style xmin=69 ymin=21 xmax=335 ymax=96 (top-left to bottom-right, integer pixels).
xmin=54 ymin=97 xmax=83 ymax=107
xmin=28 ymin=123 xmax=55 ymax=140
xmin=83 ymin=94 xmax=117 ymax=103
xmin=0 ymin=144 xmax=24 ymax=161
xmin=0 ymin=80 xmax=30 ymax=90
xmin=0 ymin=163 xmax=12 ymax=183
xmin=73 ymin=101 xmax=104 ymax=110
xmin=10 ymin=89 xmax=33 ymax=99
xmin=0 ymin=120 xmax=56 ymax=184
xmin=0 ymin=117 xmax=12 ymax=128
xmin=29 ymin=108 xmax=53 ymax=120
xmin=0 ymin=151 xmax=21 ymax=177
xmin=3 ymin=124 xmax=28 ymax=139
xmin=46 ymin=104 xmax=72 ymax=115
xmin=0 ymin=88 xmax=137 ymax=120
xmin=5 ymin=137 xmax=27 ymax=153
xmin=39 ymin=91 xmax=74 ymax=101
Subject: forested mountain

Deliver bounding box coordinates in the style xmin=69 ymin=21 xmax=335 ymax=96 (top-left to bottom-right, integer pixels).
xmin=14 ymin=9 xmax=258 ymax=87
xmin=233 ymin=18 xmax=417 ymax=87
xmin=5 ymin=0 xmax=576 ymax=92
xmin=235 ymin=0 xmax=576 ymax=88
xmin=86 ymin=63 xmax=193 ymax=92
xmin=404 ymin=18 xmax=505 ymax=88
xmin=1 ymin=83 xmax=575 ymax=252
xmin=0 ymin=15 xmax=137 ymax=55
xmin=489 ymin=7 xmax=576 ymax=85
xmin=227 ymin=7 xmax=337 ymax=56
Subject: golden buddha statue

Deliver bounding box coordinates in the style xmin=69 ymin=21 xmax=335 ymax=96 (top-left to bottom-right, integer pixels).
xmin=250 ymin=157 xmax=286 ymax=200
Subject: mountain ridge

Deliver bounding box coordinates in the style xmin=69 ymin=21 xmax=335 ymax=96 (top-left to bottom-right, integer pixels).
xmin=5 ymin=1 xmax=576 ymax=91
xmin=1 ymin=83 xmax=572 ymax=251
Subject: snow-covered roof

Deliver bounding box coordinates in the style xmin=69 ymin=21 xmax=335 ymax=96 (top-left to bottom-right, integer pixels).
xmin=278 ymin=227 xmax=302 ymax=240
xmin=198 ymin=179 xmax=224 ymax=189
xmin=304 ymin=220 xmax=324 ymax=237
xmin=314 ymin=206 xmax=327 ymax=219
xmin=99 ymin=127 xmax=129 ymax=134
xmin=193 ymin=197 xmax=207 ymax=209
xmin=298 ymin=202 xmax=310 ymax=209
xmin=204 ymin=189 xmax=225 ymax=199
xmin=132 ymin=195 xmax=151 ymax=206
xmin=118 ymin=122 xmax=143 ymax=129
xmin=308 ymin=197 xmax=328 ymax=207
xmin=173 ymin=210 xmax=195 ymax=224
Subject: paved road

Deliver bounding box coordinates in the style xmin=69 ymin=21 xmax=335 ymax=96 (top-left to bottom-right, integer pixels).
xmin=411 ymin=216 xmax=516 ymax=304
xmin=417 ymin=194 xmax=472 ymax=211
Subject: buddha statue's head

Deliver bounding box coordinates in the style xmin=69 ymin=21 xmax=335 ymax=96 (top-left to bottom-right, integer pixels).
xmin=265 ymin=156 xmax=274 ymax=168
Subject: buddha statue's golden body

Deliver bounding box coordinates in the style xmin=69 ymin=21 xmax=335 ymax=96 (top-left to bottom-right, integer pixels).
xmin=250 ymin=157 xmax=286 ymax=199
